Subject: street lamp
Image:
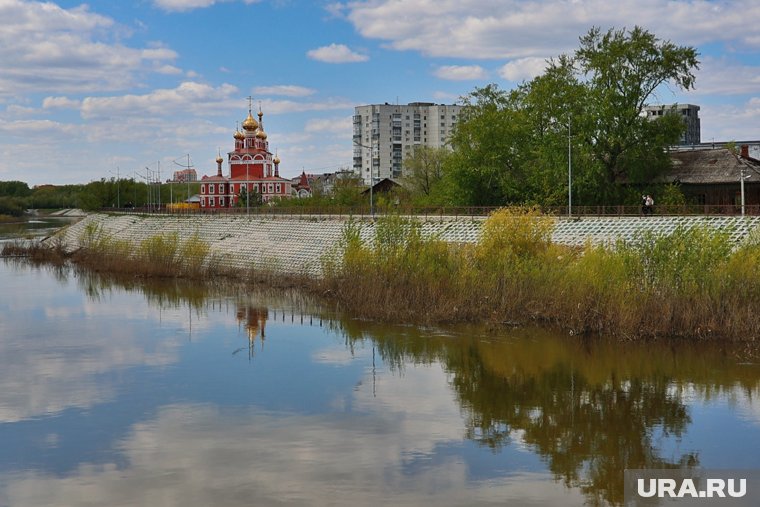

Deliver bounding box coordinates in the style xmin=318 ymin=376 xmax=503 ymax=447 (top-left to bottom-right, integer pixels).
xmin=352 ymin=137 xmax=376 ymax=217
xmin=568 ymin=118 xmax=572 ymax=217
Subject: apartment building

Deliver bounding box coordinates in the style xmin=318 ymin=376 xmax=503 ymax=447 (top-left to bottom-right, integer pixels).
xmin=353 ymin=102 xmax=462 ymax=183
xmin=645 ymin=103 xmax=701 ymax=145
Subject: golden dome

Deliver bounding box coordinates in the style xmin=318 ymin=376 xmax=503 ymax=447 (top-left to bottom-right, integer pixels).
xmin=234 ymin=129 xmax=244 ymax=140
xmin=273 ymin=154 xmax=281 ymax=164
xmin=216 ymin=155 xmax=224 ymax=164
xmin=256 ymin=128 xmax=267 ymax=139
xmin=242 ymin=111 xmax=258 ymax=131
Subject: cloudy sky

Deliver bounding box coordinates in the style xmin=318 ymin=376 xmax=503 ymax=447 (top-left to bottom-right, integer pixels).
xmin=2 ymin=0 xmax=760 ymax=186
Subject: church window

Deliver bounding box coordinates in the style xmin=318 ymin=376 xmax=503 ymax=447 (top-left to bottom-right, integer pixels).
xmin=201 ymin=184 xmax=206 ymax=194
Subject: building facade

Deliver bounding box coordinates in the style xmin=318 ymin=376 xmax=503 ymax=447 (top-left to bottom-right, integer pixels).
xmin=171 ymin=169 xmax=198 ymax=183
xmin=353 ymin=102 xmax=462 ymax=184
xmin=645 ymin=103 xmax=701 ymax=145
xmin=200 ymin=104 xmax=291 ymax=209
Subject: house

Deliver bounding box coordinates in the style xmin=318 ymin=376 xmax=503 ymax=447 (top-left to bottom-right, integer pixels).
xmin=659 ymin=145 xmax=760 ymax=206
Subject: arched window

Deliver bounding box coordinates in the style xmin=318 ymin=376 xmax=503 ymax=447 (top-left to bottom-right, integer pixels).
xmin=210 ymin=183 xmax=215 ymax=194
xmin=201 ymin=184 xmax=206 ymax=194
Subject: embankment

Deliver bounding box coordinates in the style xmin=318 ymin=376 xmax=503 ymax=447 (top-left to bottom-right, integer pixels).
xmin=45 ymin=212 xmax=760 ymax=277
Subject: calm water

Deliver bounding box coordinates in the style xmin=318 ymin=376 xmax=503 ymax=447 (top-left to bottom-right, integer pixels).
xmin=2 ymin=232 xmax=760 ymax=506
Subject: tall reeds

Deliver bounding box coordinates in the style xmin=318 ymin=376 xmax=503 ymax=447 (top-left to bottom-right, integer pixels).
xmin=321 ymin=208 xmax=760 ymax=340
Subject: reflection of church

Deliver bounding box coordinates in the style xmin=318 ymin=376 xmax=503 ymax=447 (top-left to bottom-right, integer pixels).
xmin=200 ymin=99 xmax=292 ymax=209
xmin=236 ymin=304 xmax=268 ymax=348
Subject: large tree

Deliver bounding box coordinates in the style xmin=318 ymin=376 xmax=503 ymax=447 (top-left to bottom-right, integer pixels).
xmin=576 ymin=26 xmax=699 ymax=193
xmin=449 ymin=26 xmax=699 ymax=206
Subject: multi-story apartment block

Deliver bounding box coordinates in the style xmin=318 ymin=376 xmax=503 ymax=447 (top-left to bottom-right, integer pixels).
xmin=353 ymin=102 xmax=463 ymax=183
xmin=645 ymin=103 xmax=701 ymax=145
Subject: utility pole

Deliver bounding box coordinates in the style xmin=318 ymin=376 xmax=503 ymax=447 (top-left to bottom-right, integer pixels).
xmin=568 ymin=118 xmax=572 ymax=217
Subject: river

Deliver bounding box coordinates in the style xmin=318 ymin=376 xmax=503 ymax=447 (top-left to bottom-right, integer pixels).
xmin=1 ymin=221 xmax=760 ymax=506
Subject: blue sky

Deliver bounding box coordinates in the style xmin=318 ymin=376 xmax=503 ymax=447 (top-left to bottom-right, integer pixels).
xmin=2 ymin=0 xmax=760 ymax=186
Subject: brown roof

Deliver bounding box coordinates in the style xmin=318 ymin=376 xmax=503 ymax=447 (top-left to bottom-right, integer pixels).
xmin=660 ymin=148 xmax=760 ymax=184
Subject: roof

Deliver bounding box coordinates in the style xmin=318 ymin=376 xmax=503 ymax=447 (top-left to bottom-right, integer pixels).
xmin=659 ymin=148 xmax=760 ymax=185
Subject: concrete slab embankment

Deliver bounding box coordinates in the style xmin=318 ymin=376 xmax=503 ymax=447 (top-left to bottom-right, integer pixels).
xmin=48 ymin=213 xmax=760 ymax=277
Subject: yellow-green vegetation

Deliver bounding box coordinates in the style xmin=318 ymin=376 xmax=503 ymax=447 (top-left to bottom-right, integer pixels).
xmin=322 ymin=208 xmax=760 ymax=340
xmin=71 ymin=223 xmax=214 ymax=278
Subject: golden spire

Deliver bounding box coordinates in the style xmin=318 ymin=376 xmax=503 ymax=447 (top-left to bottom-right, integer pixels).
xmin=242 ymin=96 xmax=258 ymax=131
xmin=234 ymin=121 xmax=244 ymax=140
xmin=255 ymin=102 xmax=267 ymax=139
xmin=216 ymin=148 xmax=224 ymax=164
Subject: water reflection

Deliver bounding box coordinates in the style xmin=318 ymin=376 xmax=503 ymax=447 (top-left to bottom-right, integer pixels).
xmin=1 ymin=261 xmax=760 ymax=507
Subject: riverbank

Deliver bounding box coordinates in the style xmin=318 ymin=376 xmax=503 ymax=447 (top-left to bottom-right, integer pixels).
xmin=4 ymin=210 xmax=760 ymax=341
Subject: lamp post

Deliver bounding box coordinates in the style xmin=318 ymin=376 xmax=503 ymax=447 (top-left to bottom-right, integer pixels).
xmin=352 ymin=138 xmax=376 ymax=217
xmin=568 ymin=118 xmax=572 ymax=217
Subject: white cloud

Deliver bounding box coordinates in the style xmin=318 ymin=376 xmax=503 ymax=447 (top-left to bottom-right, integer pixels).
xmin=307 ymin=43 xmax=368 ymax=63
xmin=434 ymin=65 xmax=487 ymax=81
xmin=682 ymin=57 xmax=760 ymax=96
xmin=42 ymin=96 xmax=82 ymax=109
xmin=0 ymin=0 xmax=178 ymax=95
xmin=80 ymin=82 xmax=240 ymax=120
xmin=498 ymin=57 xmax=550 ymax=82
xmin=260 ymin=97 xmax=354 ymax=115
xmin=303 ymin=116 xmax=352 ymax=137
xmin=432 ymin=91 xmax=464 ymax=102
xmin=252 ymin=85 xmax=317 ymax=97
xmin=343 ymin=0 xmax=760 ymax=60
xmin=154 ymin=64 xmax=184 ymax=75
xmin=153 ymin=0 xmax=261 ymax=12
xmin=699 ymin=98 xmax=760 ymax=143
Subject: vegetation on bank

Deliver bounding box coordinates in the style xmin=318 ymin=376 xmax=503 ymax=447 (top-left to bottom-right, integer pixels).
xmin=321 ymin=209 xmax=760 ymax=340
xmin=4 ymin=208 xmax=759 ymax=340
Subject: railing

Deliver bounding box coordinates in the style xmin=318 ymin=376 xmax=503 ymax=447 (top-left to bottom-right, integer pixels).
xmin=99 ymin=204 xmax=760 ymax=218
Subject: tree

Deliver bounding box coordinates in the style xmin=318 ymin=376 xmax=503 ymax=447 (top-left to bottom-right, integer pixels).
xmin=236 ymin=186 xmax=262 ymax=207
xmin=402 ymin=146 xmax=450 ymax=200
xmin=576 ymin=27 xmax=699 ymax=192
xmin=451 ymin=26 xmax=699 ymax=206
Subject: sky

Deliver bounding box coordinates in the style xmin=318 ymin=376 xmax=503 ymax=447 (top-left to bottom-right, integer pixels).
xmin=1 ymin=0 xmax=760 ymax=186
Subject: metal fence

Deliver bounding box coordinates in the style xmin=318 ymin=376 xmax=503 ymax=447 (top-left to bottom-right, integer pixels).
xmin=100 ymin=204 xmax=760 ymax=218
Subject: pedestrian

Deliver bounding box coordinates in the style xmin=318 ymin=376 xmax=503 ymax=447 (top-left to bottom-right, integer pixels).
xmin=641 ymin=195 xmax=647 ymax=215
xmin=645 ymin=194 xmax=654 ymax=215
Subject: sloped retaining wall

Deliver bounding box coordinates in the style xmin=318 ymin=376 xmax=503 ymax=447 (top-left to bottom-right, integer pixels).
xmin=48 ymin=213 xmax=760 ymax=277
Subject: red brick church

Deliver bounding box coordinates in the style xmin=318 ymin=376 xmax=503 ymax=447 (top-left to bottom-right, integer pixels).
xmin=200 ymin=100 xmax=292 ymax=209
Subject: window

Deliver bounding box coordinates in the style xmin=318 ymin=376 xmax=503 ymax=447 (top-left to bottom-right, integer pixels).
xmin=268 ymin=183 xmax=274 ymax=193
xmin=254 ymin=183 xmax=259 ymax=193
xmin=201 ymin=197 xmax=206 ymax=206
xmin=201 ymin=184 xmax=206 ymax=194
xmin=210 ymin=197 xmax=215 ymax=206
xmin=276 ymin=183 xmax=281 ymax=193
xmin=210 ymin=183 xmax=215 ymax=194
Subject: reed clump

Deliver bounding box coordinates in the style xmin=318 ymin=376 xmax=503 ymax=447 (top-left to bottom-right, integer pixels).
xmin=321 ymin=209 xmax=760 ymax=340
xmin=65 ymin=223 xmax=214 ymax=278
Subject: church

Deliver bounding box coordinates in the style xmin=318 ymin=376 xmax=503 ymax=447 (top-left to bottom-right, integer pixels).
xmin=199 ymin=101 xmax=292 ymax=209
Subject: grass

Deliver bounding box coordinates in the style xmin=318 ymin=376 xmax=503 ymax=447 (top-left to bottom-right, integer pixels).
xmin=320 ymin=208 xmax=760 ymax=340
xmin=5 ymin=209 xmax=760 ymax=340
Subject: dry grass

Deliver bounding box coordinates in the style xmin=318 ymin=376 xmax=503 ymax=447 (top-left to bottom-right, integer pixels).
xmin=321 ymin=208 xmax=760 ymax=341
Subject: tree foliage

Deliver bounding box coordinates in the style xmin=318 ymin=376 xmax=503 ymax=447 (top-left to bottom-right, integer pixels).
xmin=441 ymin=26 xmax=699 ymax=206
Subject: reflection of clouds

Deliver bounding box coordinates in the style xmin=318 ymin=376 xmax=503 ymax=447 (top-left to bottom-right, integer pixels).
xmin=0 ymin=317 xmax=180 ymax=423
xmin=0 ymin=266 xmax=190 ymax=423
xmin=2 ymin=403 xmax=586 ymax=507
xmin=732 ymin=385 xmax=760 ymax=427
xmin=311 ymin=344 xmax=370 ymax=365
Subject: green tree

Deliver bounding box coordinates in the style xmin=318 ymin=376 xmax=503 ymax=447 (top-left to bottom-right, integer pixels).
xmin=576 ymin=26 xmax=699 ymax=195
xmin=402 ymin=146 xmax=451 ymax=203
xmin=451 ymin=26 xmax=699 ymax=206
xmin=236 ymin=186 xmax=262 ymax=207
